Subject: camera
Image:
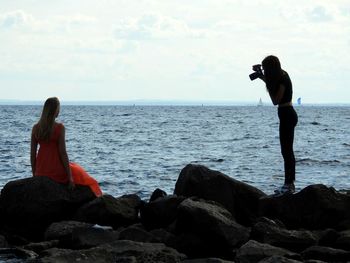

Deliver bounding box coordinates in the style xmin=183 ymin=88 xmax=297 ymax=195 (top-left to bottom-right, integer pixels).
xmin=249 ymin=64 xmax=263 ymax=81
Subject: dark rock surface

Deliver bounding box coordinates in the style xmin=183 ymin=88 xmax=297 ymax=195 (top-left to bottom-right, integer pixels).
xmin=174 ymin=164 xmax=266 ymax=225
xmin=36 ymin=240 xmax=187 ymax=263
xmin=175 ymin=197 xmax=249 ymax=258
xmin=0 ymin=176 xmax=95 ymax=240
xmin=44 ymin=220 xmax=93 ymax=241
xmin=301 ymin=245 xmax=350 ymax=262
xmin=23 ymin=240 xmax=60 ymax=253
xmin=235 ymin=240 xmax=300 ymax=263
xmin=74 ymin=194 xmax=141 ymax=228
xmin=251 ymin=217 xmax=317 ymax=252
xmin=140 ymin=195 xmax=185 ymax=230
xmin=259 ymin=184 xmax=350 ymax=230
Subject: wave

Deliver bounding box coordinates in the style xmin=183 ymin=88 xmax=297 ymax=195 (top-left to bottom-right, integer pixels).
xmin=297 ymin=158 xmax=341 ymax=165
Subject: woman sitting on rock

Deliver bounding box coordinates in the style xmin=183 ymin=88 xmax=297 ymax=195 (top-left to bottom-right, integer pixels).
xmin=30 ymin=97 xmax=102 ymax=197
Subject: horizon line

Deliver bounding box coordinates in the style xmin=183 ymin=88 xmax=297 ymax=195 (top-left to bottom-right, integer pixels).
xmin=0 ymin=99 xmax=349 ymax=106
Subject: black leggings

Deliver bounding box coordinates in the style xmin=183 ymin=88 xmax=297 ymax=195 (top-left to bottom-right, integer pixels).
xmin=278 ymin=106 xmax=298 ymax=184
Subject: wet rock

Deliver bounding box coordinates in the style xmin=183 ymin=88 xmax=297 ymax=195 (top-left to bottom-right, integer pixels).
xmin=176 ymin=197 xmax=249 ymax=259
xmin=235 ymin=240 xmax=300 ymax=263
xmin=259 ymin=184 xmax=350 ymax=230
xmin=140 ymin=195 xmax=185 ymax=230
xmin=74 ymin=194 xmax=141 ymax=228
xmin=174 ymin=164 xmax=266 ymax=225
xmin=0 ymin=176 xmax=95 ymax=240
xmin=251 ymin=217 xmax=317 ymax=252
xmin=301 ymin=245 xmax=350 ymax=262
xmin=0 ymin=247 xmax=38 ymax=260
xmin=36 ymin=240 xmax=186 ymax=263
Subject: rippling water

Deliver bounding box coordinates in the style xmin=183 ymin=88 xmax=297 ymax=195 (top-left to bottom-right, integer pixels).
xmin=0 ymin=105 xmax=349 ymax=199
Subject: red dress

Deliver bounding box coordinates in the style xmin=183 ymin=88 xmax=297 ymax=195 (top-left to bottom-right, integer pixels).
xmin=35 ymin=123 xmax=102 ymax=197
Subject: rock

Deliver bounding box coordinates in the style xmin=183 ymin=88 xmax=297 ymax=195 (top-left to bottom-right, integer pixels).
xmin=140 ymin=195 xmax=186 ymax=230
xmin=258 ymin=255 xmax=302 ymax=262
xmin=316 ymin=228 xmax=340 ymax=248
xmin=36 ymin=240 xmax=186 ymax=263
xmin=118 ymin=225 xmax=157 ymax=243
xmin=174 ymin=164 xmax=266 ymax=225
xmin=149 ymin=228 xmax=177 ymax=247
xmin=259 ymin=184 xmax=350 ymax=230
xmin=176 ymin=197 xmax=249 ymax=259
xmin=0 ymin=235 xmax=8 ymax=248
xmin=0 ymin=176 xmax=95 ymax=240
xmin=150 ymin=188 xmax=167 ymax=202
xmin=0 ymin=247 xmax=38 ymax=260
xmin=45 ymin=221 xmax=93 ymax=241
xmin=71 ymin=227 xmax=120 ymax=249
xmin=23 ymin=240 xmax=60 ymax=253
xmin=301 ymin=245 xmax=350 ymax=262
xmin=335 ymin=230 xmax=350 ymax=251
xmin=44 ymin=220 xmax=119 ymax=249
xmin=74 ymin=194 xmax=141 ymax=228
xmin=251 ymin=217 xmax=317 ymax=252
xmin=235 ymin=240 xmax=300 ymax=263
xmin=182 ymin=258 xmax=234 ymax=263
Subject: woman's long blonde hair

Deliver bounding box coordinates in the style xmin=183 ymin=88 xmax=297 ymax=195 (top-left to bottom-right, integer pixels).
xmin=36 ymin=97 xmax=60 ymax=141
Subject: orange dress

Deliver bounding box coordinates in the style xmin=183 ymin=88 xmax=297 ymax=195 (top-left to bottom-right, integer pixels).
xmin=35 ymin=123 xmax=102 ymax=197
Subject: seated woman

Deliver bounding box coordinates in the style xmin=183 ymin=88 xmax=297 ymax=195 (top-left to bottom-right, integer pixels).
xmin=30 ymin=97 xmax=102 ymax=197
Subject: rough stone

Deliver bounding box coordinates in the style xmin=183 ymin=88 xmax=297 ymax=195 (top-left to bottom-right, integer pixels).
xmin=251 ymin=217 xmax=317 ymax=251
xmin=259 ymin=184 xmax=350 ymax=230
xmin=140 ymin=195 xmax=185 ymax=230
xmin=176 ymin=197 xmax=249 ymax=259
xmin=74 ymin=194 xmax=141 ymax=229
xmin=301 ymin=245 xmax=350 ymax=262
xmin=174 ymin=164 xmax=266 ymax=225
xmin=235 ymin=240 xmax=300 ymax=263
xmin=36 ymin=240 xmax=186 ymax=263
xmin=0 ymin=176 xmax=95 ymax=240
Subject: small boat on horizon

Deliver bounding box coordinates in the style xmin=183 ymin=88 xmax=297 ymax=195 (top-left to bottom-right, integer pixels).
xmin=257 ymin=98 xmax=263 ymax=106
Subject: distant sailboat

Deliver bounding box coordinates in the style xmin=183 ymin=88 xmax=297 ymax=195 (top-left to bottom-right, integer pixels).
xmin=297 ymin=97 xmax=301 ymax=106
xmin=257 ymin=98 xmax=263 ymax=106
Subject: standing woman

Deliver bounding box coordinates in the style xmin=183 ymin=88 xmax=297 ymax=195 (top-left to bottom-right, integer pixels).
xmin=30 ymin=97 xmax=102 ymax=197
xmin=256 ymin=55 xmax=298 ymax=194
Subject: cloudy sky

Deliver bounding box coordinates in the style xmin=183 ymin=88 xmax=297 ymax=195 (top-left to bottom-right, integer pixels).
xmin=0 ymin=0 xmax=349 ymax=104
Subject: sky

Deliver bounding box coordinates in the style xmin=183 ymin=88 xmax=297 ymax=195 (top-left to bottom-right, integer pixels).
xmin=0 ymin=0 xmax=350 ymax=104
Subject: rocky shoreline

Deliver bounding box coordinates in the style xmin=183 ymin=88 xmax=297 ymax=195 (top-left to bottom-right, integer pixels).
xmin=0 ymin=164 xmax=350 ymax=262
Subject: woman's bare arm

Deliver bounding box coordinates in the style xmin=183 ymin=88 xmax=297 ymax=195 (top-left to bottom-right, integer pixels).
xmin=30 ymin=126 xmax=38 ymax=176
xmin=58 ymin=125 xmax=74 ymax=187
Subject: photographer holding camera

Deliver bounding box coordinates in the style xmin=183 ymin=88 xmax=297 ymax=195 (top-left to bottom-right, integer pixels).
xmin=250 ymin=55 xmax=298 ymax=194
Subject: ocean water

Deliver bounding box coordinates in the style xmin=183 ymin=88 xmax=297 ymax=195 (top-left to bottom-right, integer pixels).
xmin=0 ymin=105 xmax=349 ymax=199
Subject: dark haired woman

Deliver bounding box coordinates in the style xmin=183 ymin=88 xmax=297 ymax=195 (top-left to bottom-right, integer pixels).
xmin=256 ymin=55 xmax=298 ymax=194
xmin=30 ymin=97 xmax=102 ymax=197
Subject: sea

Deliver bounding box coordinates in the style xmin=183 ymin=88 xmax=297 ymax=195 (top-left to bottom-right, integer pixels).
xmin=0 ymin=105 xmax=349 ymax=200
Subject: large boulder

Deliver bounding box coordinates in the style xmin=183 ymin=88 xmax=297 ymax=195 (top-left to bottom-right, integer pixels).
xmin=140 ymin=195 xmax=186 ymax=230
xmin=175 ymin=197 xmax=249 ymax=259
xmin=73 ymin=194 xmax=141 ymax=229
xmin=174 ymin=164 xmax=266 ymax=225
xmin=0 ymin=177 xmax=96 ymax=240
xmin=251 ymin=217 xmax=317 ymax=252
xmin=259 ymin=184 xmax=350 ymax=230
xmin=301 ymin=246 xmax=350 ymax=262
xmin=36 ymin=240 xmax=186 ymax=263
xmin=235 ymin=240 xmax=300 ymax=263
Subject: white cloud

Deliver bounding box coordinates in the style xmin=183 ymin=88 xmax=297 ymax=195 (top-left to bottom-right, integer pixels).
xmin=114 ymin=13 xmax=204 ymax=40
